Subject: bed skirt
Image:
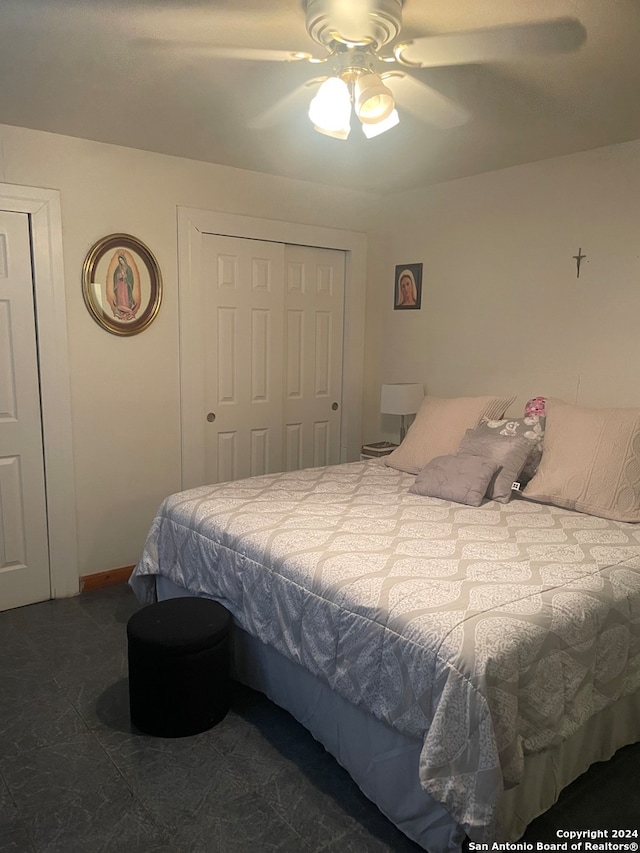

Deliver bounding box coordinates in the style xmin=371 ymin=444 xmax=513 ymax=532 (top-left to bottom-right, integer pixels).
xmin=155 ymin=576 xmax=640 ymax=852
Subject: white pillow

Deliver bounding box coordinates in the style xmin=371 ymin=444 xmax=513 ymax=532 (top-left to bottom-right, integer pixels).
xmin=523 ymin=398 xmax=640 ymax=522
xmin=385 ymin=394 xmax=515 ymax=475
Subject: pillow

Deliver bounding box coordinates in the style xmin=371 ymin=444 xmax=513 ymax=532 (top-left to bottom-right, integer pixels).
xmin=410 ymin=454 xmax=501 ymax=507
xmin=385 ymin=394 xmax=515 ymax=475
xmin=522 ymin=398 xmax=640 ymax=522
xmin=525 ymin=396 xmax=546 ymax=417
xmin=476 ymin=416 xmax=546 ymax=485
xmin=457 ymin=429 xmax=533 ymax=503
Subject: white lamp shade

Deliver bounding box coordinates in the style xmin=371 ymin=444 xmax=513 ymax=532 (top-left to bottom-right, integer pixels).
xmin=361 ymin=108 xmax=399 ymax=138
xmin=354 ymin=73 xmax=395 ymax=124
xmin=309 ymin=77 xmax=352 ymax=138
xmin=313 ymin=123 xmax=350 ymax=140
xmin=380 ymin=383 xmax=424 ymax=415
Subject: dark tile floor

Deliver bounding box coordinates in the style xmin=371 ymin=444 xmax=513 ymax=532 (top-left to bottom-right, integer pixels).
xmin=1 ymin=584 xmax=639 ymax=853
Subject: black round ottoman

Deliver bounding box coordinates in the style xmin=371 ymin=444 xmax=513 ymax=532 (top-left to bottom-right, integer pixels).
xmin=127 ymin=597 xmax=232 ymax=738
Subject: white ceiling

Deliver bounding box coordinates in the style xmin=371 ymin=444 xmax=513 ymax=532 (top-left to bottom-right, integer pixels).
xmin=1 ymin=0 xmax=639 ymax=194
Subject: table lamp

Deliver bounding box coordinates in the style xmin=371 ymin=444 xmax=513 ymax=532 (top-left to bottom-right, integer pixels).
xmin=380 ymin=383 xmax=424 ymax=442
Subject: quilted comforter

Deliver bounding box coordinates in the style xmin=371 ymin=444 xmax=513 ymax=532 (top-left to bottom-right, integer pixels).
xmin=130 ymin=460 xmax=640 ymax=841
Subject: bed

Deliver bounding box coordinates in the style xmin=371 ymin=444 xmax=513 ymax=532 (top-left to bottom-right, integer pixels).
xmin=130 ymin=395 xmax=640 ymax=852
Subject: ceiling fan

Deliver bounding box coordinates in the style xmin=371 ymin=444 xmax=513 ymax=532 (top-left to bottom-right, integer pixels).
xmin=146 ymin=0 xmax=587 ymax=140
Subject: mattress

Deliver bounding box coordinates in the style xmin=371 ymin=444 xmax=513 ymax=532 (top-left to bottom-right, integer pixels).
xmin=131 ymin=459 xmax=640 ymax=842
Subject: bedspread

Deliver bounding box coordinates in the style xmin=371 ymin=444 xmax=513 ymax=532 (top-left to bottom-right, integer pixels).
xmin=131 ymin=460 xmax=640 ymax=841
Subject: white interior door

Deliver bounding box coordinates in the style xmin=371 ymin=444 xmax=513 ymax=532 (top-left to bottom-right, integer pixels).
xmin=283 ymin=243 xmax=344 ymax=470
xmin=202 ymin=235 xmax=286 ymax=483
xmin=200 ymin=234 xmax=344 ymax=483
xmin=0 ymin=211 xmax=50 ymax=611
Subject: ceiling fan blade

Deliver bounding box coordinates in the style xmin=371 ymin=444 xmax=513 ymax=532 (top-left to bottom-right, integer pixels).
xmin=193 ymin=47 xmax=314 ymax=63
xmin=136 ymin=39 xmax=316 ymax=63
xmin=247 ymin=78 xmax=326 ymax=129
xmin=384 ymin=72 xmax=470 ymax=129
xmin=395 ymin=17 xmax=586 ymax=68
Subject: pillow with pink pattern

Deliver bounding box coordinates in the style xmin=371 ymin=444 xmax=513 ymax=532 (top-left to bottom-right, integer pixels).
xmin=525 ymin=397 xmax=546 ymax=418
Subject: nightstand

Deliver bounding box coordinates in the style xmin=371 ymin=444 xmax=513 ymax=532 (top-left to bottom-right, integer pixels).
xmin=360 ymin=441 xmax=398 ymax=460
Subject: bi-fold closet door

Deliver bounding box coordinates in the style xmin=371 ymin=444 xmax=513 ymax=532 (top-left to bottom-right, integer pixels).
xmin=201 ymin=233 xmax=345 ymax=484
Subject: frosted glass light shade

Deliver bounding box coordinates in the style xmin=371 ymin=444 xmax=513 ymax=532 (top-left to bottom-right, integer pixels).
xmin=313 ymin=124 xmax=351 ymax=140
xmin=354 ymin=73 xmax=395 ymax=124
xmin=309 ymin=77 xmax=352 ymax=138
xmin=362 ymin=108 xmax=399 ymax=138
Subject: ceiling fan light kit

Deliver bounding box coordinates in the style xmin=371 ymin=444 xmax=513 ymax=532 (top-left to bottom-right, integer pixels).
xmin=304 ymin=0 xmax=403 ymax=139
xmin=309 ymin=62 xmax=399 ymax=139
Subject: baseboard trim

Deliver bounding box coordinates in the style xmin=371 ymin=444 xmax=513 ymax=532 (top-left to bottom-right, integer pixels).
xmin=80 ymin=565 xmax=134 ymax=592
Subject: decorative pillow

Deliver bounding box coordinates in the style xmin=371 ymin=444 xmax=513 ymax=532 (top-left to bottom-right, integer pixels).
xmin=525 ymin=396 xmax=547 ymax=417
xmin=522 ymin=398 xmax=640 ymax=523
xmin=410 ymin=454 xmax=501 ymax=507
xmin=385 ymin=394 xmax=515 ymax=475
xmin=457 ymin=430 xmax=533 ymax=503
xmin=477 ymin=416 xmax=545 ymax=485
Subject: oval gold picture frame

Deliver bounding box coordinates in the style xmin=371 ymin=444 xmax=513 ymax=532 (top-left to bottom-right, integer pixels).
xmin=82 ymin=234 xmax=162 ymax=336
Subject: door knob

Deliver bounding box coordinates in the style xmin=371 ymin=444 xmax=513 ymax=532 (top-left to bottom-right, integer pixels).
xmin=331 ymin=402 xmax=339 ymax=411
xmin=206 ymin=412 xmax=216 ymax=422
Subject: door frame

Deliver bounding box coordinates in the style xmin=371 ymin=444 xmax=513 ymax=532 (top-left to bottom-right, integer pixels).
xmin=0 ymin=183 xmax=78 ymax=599
xmin=178 ymin=207 xmax=367 ymax=490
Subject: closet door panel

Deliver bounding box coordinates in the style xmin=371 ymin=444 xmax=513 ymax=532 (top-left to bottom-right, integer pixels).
xmin=202 ymin=235 xmax=285 ymax=483
xmin=284 ymin=245 xmax=345 ymax=471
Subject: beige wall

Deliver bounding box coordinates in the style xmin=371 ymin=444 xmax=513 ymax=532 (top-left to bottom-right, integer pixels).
xmin=3 ymin=120 xmax=640 ymax=584
xmin=365 ymin=139 xmax=640 ymax=444
xmin=0 ymin=123 xmax=375 ymax=579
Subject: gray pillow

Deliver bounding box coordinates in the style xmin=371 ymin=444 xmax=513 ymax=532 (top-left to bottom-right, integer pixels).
xmin=476 ymin=416 xmax=546 ymax=485
xmin=410 ymin=454 xmax=500 ymax=507
xmin=457 ymin=430 xmax=533 ymax=503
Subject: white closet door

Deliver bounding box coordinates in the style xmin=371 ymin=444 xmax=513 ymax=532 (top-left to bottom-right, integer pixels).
xmin=202 ymin=235 xmax=286 ymax=483
xmin=198 ymin=234 xmax=345 ymax=485
xmin=283 ymin=244 xmax=344 ymax=470
xmin=0 ymin=211 xmax=50 ymax=610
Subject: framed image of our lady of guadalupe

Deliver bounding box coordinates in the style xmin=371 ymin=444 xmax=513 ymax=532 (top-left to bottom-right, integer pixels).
xmin=82 ymin=233 xmax=162 ymax=336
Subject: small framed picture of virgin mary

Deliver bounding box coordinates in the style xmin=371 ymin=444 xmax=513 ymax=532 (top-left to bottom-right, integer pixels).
xmin=394 ymin=263 xmax=422 ymax=310
xmin=82 ymin=233 xmax=163 ymax=335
